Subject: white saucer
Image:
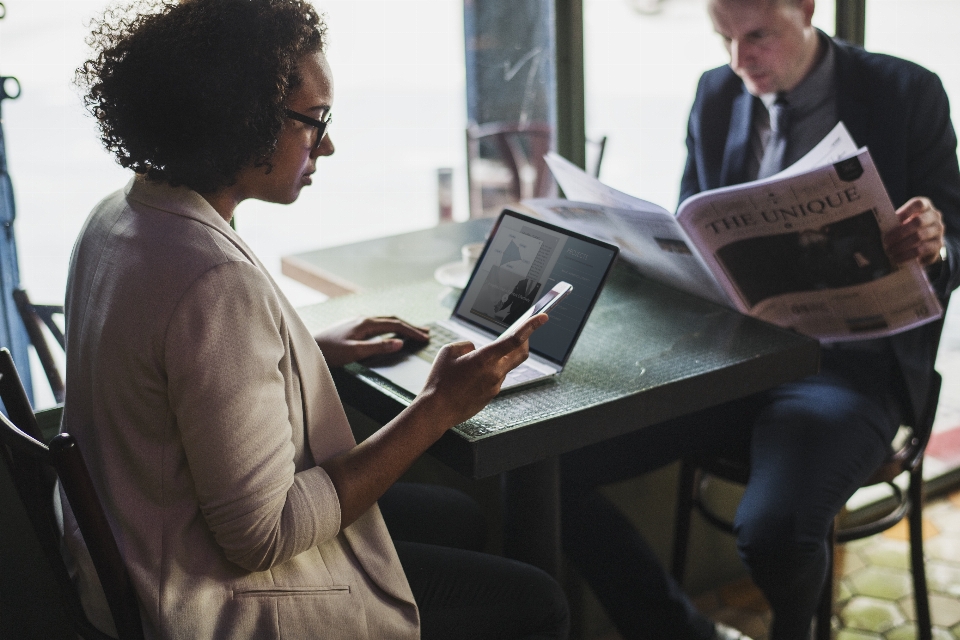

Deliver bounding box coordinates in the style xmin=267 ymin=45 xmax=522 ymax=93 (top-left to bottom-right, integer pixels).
xmin=434 ymin=261 xmax=473 ymax=289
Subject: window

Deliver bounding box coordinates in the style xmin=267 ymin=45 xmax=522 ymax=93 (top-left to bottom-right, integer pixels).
xmin=582 ymin=0 xmax=835 ymax=210
xmin=1 ymin=0 xmax=469 ymax=311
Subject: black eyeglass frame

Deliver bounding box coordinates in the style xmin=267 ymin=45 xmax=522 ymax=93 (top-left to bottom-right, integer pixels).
xmin=285 ymin=108 xmax=332 ymax=151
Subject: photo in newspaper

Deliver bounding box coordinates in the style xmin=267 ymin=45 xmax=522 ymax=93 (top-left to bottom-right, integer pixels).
xmin=713 ymin=209 xmax=891 ymax=306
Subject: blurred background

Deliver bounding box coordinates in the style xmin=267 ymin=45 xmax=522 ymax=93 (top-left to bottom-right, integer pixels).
xmin=0 ymin=0 xmax=958 ymax=413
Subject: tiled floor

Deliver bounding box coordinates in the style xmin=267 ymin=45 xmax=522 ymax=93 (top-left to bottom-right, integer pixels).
xmin=691 ymin=487 xmax=960 ymax=640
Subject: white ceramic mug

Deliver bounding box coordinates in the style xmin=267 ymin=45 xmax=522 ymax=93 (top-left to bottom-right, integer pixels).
xmin=461 ymin=242 xmax=484 ymax=270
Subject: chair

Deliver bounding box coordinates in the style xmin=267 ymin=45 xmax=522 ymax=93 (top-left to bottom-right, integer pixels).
xmin=12 ymin=288 xmax=65 ymax=403
xmin=466 ymin=121 xmax=554 ymax=218
xmin=587 ymin=134 xmax=608 ymax=180
xmin=0 ymin=348 xmax=144 ymax=640
xmin=670 ymin=364 xmax=942 ymax=640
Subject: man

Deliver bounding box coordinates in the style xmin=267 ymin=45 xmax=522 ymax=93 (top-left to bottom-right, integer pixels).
xmin=561 ymin=1 xmax=960 ymax=639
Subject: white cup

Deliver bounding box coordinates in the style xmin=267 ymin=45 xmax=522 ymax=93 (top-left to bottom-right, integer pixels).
xmin=461 ymin=242 xmax=484 ymax=270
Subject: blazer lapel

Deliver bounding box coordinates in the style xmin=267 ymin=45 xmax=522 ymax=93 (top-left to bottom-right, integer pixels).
xmin=235 ymin=240 xmax=417 ymax=610
xmin=343 ymin=510 xmax=419 ymax=608
xmin=720 ymin=88 xmax=755 ymax=187
xmin=245 ymin=260 xmax=417 ymax=609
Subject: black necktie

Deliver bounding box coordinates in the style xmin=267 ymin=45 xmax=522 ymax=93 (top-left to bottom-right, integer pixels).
xmin=757 ymin=96 xmax=790 ymax=179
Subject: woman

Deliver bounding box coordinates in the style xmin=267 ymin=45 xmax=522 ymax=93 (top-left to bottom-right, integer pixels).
xmin=63 ymin=0 xmax=569 ymax=637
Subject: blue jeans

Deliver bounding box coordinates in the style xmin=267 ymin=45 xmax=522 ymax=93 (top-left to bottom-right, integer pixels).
xmin=561 ymin=348 xmax=902 ymax=640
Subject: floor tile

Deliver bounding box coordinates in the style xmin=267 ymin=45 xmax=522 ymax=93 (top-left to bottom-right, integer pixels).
xmin=835 ymin=630 xmax=882 ymax=640
xmin=847 ymin=566 xmax=913 ymax=600
xmin=839 ymin=596 xmax=905 ymax=633
xmin=885 ymin=625 xmax=955 ymax=640
xmin=927 ymin=506 xmax=960 ymax=532
xmin=928 ymin=594 xmax=960 ymax=628
xmin=881 ymin=516 xmax=940 ymax=542
xmin=924 ymin=560 xmax=960 ymax=598
xmin=925 ymin=536 xmax=960 ymax=565
xmin=858 ymin=539 xmax=911 ymax=571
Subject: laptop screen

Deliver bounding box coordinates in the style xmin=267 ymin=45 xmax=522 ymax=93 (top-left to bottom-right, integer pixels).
xmin=452 ymin=208 xmax=619 ymax=366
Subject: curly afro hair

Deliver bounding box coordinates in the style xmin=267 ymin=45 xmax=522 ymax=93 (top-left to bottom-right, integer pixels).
xmin=77 ymin=0 xmax=327 ymax=194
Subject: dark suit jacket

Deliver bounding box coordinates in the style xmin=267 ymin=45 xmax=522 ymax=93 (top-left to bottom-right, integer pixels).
xmin=680 ymin=37 xmax=960 ymax=426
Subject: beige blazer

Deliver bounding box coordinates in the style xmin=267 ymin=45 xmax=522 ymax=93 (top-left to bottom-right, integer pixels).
xmin=61 ymin=177 xmax=419 ymax=639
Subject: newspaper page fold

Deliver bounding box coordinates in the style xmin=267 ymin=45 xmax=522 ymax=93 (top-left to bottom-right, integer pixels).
xmin=535 ymin=123 xmax=942 ymax=341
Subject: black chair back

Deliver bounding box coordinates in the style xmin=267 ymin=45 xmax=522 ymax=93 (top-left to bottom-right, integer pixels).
xmin=0 ymin=348 xmax=143 ymax=640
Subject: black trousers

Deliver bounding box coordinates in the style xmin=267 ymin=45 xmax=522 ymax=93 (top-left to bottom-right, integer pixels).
xmin=560 ymin=348 xmax=903 ymax=640
xmin=380 ymin=482 xmax=570 ymax=640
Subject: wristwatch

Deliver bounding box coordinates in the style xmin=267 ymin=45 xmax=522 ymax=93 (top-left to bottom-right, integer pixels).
xmin=928 ymin=244 xmax=948 ymax=280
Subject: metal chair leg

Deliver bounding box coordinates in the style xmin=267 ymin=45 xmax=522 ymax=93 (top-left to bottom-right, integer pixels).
xmin=908 ymin=464 xmax=932 ymax=640
xmin=815 ymin=522 xmax=835 ymax=640
xmin=671 ymin=459 xmax=697 ymax=585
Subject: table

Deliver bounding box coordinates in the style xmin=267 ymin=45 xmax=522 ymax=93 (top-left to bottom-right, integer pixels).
xmin=281 ymin=218 xmax=492 ymax=297
xmin=289 ymin=221 xmax=821 ymax=576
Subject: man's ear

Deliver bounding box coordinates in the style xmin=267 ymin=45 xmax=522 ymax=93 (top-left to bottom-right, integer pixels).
xmin=801 ymin=0 xmax=816 ymax=26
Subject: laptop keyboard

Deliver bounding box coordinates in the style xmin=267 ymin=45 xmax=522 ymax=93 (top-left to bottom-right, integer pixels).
xmin=503 ymin=363 xmax=542 ymax=385
xmin=413 ymin=323 xmax=461 ymax=363
xmin=414 ymin=322 xmax=544 ymax=386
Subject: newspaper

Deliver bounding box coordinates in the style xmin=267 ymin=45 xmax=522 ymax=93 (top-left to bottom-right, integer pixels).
xmin=526 ymin=123 xmax=942 ymax=342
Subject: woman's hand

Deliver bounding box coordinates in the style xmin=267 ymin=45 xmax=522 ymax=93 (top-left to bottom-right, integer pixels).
xmin=320 ymin=313 xmax=548 ymax=528
xmin=314 ymin=316 xmax=429 ymax=368
xmin=415 ymin=313 xmax=549 ymax=429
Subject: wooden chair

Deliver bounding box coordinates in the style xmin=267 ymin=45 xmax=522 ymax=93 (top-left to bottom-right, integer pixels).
xmin=0 ymin=348 xmax=144 ymax=640
xmin=12 ymin=288 xmax=65 ymax=403
xmin=466 ymin=121 xmax=554 ymax=218
xmin=670 ymin=366 xmax=941 ymax=640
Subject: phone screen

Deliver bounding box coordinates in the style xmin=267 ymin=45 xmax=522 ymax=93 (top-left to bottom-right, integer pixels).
xmin=499 ymin=282 xmax=573 ymax=341
xmin=531 ymin=289 xmax=561 ymax=315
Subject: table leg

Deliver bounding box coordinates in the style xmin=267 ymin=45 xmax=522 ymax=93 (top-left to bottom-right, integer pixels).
xmin=501 ymin=456 xmax=561 ymax=578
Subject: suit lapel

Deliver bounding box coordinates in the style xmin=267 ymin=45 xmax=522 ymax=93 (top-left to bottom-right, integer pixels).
xmin=720 ymin=88 xmax=755 ymax=187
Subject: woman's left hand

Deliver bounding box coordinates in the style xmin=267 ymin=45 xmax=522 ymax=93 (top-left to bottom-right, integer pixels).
xmin=314 ymin=316 xmax=429 ymax=368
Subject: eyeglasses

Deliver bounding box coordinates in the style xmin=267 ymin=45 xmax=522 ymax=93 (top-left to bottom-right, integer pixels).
xmin=285 ymin=108 xmax=332 ymax=152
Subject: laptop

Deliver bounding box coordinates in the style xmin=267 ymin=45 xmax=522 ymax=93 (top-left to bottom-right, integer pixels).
xmin=362 ymin=207 xmax=619 ymax=396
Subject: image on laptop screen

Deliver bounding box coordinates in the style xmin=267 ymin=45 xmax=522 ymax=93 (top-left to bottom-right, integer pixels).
xmin=453 ymin=209 xmax=619 ymax=365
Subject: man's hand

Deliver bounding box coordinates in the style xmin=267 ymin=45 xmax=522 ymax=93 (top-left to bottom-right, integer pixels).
xmin=417 ymin=313 xmax=549 ymax=429
xmin=884 ymin=196 xmax=946 ymax=266
xmin=314 ymin=316 xmax=429 ymax=368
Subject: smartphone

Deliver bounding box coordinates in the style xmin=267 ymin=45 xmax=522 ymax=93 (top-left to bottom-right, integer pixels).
xmin=498 ymin=281 xmax=573 ymax=341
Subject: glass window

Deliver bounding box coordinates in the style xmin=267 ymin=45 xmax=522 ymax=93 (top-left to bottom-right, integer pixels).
xmin=865 ymin=0 xmax=960 ymax=128
xmin=217 ymin=0 xmax=471 ymax=303
xmin=1 ymin=0 xmax=469 ymax=311
xmin=583 ymin=0 xmax=835 ymax=211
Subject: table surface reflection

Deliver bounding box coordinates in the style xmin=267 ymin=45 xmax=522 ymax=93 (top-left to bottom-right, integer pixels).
xmin=296 ymin=262 xmax=820 ymax=479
